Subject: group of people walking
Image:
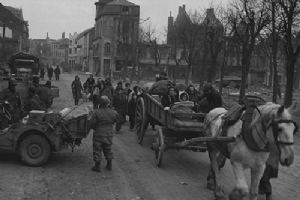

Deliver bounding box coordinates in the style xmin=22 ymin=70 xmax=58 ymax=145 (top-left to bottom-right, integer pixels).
xmin=71 ymin=75 xmax=139 ymax=131
xmin=40 ymin=66 xmax=61 ymax=81
xmin=71 ymin=74 xmax=141 ymax=172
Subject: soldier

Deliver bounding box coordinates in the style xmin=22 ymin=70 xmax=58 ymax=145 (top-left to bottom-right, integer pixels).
xmin=23 ymin=87 xmax=46 ymax=114
xmin=36 ymin=81 xmax=53 ymax=109
xmin=89 ymin=96 xmax=119 ymax=172
xmin=0 ymin=79 xmax=22 ymax=122
xmin=71 ymin=75 xmax=83 ymax=105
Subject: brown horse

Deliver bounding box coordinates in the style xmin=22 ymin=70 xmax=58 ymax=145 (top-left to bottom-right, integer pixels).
xmin=205 ymin=103 xmax=297 ymax=200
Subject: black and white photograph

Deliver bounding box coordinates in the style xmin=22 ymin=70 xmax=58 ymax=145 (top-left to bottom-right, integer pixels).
xmin=0 ymin=0 xmax=299 ymax=199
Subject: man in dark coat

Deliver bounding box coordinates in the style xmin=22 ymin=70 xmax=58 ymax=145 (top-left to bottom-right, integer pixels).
xmin=89 ymin=96 xmax=119 ymax=172
xmin=47 ymin=67 xmax=53 ymax=80
xmin=0 ymin=79 xmax=22 ymax=123
xmin=197 ymin=83 xmax=222 ymax=113
xmin=113 ymin=85 xmax=127 ymax=132
xmin=71 ymin=75 xmax=83 ymax=105
xmin=54 ymin=66 xmax=61 ymax=81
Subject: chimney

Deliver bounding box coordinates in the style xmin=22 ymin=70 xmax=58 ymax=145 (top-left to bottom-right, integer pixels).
xmin=62 ymin=32 xmax=65 ymax=39
xmin=182 ymin=4 xmax=186 ymax=11
xmin=46 ymin=32 xmax=49 ymax=39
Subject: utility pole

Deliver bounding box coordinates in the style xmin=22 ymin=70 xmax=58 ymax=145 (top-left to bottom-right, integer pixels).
xmin=2 ymin=24 xmax=6 ymax=61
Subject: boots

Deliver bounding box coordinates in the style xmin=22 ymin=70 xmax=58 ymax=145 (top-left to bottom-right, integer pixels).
xmin=91 ymin=162 xmax=101 ymax=172
xmin=106 ymin=160 xmax=112 ymax=171
xmin=266 ymin=194 xmax=273 ymax=200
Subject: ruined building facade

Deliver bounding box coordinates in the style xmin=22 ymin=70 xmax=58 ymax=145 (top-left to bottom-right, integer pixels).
xmin=93 ymin=0 xmax=140 ymax=77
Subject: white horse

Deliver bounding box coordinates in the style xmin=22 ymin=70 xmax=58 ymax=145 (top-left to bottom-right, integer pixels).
xmin=205 ymin=102 xmax=297 ymax=200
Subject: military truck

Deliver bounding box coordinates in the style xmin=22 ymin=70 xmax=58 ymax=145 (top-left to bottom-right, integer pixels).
xmin=0 ymin=52 xmax=59 ymax=106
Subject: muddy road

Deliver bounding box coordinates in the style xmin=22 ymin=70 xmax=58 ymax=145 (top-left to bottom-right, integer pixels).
xmin=0 ymin=73 xmax=299 ymax=200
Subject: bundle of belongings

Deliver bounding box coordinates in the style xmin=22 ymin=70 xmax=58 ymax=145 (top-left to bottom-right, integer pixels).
xmin=60 ymin=102 xmax=93 ymax=121
xmin=59 ymin=103 xmax=93 ymax=138
xmin=167 ymin=101 xmax=205 ymax=131
xmin=149 ymin=80 xmax=175 ymax=95
xmin=170 ymin=101 xmax=195 ymax=113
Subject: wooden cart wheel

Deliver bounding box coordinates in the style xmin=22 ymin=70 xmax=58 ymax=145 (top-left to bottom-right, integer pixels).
xmin=155 ymin=127 xmax=165 ymax=167
xmin=135 ymin=97 xmax=148 ymax=144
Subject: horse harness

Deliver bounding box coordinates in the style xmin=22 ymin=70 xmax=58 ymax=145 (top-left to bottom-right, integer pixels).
xmin=242 ymin=109 xmax=298 ymax=152
xmin=219 ymin=102 xmax=297 ymax=157
xmin=268 ymin=119 xmax=298 ymax=146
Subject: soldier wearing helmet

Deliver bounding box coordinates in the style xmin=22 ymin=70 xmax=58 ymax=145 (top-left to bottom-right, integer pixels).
xmin=0 ymin=78 xmax=22 ymax=122
xmin=89 ymin=95 xmax=120 ymax=172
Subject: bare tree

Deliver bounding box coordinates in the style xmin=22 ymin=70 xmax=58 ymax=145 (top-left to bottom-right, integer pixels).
xmin=169 ymin=35 xmax=183 ymax=82
xmin=143 ymin=24 xmax=161 ymax=68
xmin=277 ymin=0 xmax=300 ymax=106
xmin=228 ymin=0 xmax=270 ymax=102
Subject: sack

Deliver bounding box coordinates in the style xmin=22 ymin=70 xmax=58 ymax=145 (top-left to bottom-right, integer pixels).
xmin=170 ymin=102 xmax=195 ymax=113
xmin=149 ymin=80 xmax=174 ymax=95
xmin=60 ymin=103 xmax=93 ymax=121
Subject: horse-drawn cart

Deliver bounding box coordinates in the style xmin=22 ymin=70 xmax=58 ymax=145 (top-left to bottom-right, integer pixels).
xmin=135 ymin=92 xmax=235 ymax=167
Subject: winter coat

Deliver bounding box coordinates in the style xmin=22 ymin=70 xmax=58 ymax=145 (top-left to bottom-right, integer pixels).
xmin=47 ymin=68 xmax=53 ymax=77
xmin=54 ymin=67 xmax=60 ymax=75
xmin=71 ymin=80 xmax=83 ymax=100
xmin=89 ymin=108 xmax=119 ymax=137
xmin=113 ymin=90 xmax=128 ymax=113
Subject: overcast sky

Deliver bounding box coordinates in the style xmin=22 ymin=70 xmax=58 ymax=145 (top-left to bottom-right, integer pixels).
xmin=1 ymin=0 xmax=229 ymax=40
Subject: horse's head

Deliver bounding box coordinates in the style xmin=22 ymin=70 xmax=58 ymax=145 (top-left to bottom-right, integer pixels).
xmin=262 ymin=103 xmax=297 ymax=166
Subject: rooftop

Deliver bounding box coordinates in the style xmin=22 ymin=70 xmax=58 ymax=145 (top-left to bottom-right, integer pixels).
xmin=5 ymin=6 xmax=24 ymax=20
xmin=106 ymin=0 xmax=138 ymax=6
